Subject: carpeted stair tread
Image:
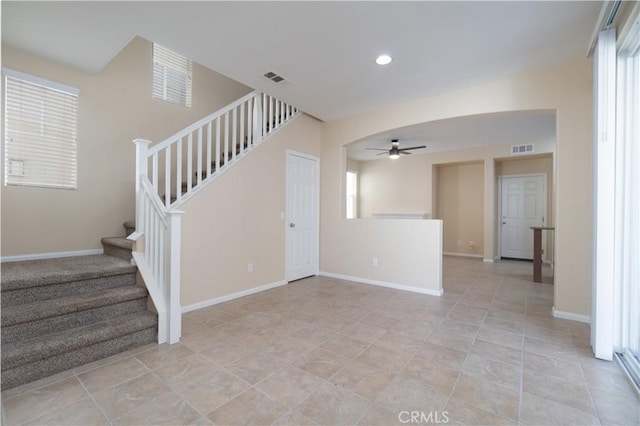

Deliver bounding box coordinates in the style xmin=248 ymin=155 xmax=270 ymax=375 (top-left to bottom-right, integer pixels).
xmin=2 ymin=286 xmax=148 ymax=326
xmin=100 ymin=236 xmax=133 ymax=250
xmin=1 ymin=255 xmax=136 ymax=292
xmin=2 ymin=311 xmax=157 ymax=370
xmin=123 ymin=220 xmax=135 ymax=229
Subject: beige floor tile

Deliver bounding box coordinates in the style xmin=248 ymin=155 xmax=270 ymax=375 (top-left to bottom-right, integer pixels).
xmin=255 ymin=365 xmax=324 ymax=408
xmin=289 ymin=325 xmax=337 ymax=346
xmin=520 ymin=391 xmax=600 ymax=426
xmin=226 ymin=352 xmax=288 ymax=384
xmin=295 ymin=347 xmax=350 ymax=379
xmin=445 ymin=399 xmax=516 ymax=426
xmin=173 ymin=366 xmax=250 ymax=415
xmin=207 ymin=388 xmax=287 ymax=425
xmin=427 ymin=329 xmax=476 ymax=352
xmin=273 ymin=410 xmax=319 ymax=425
xmin=451 ymin=374 xmax=520 ymax=421
xmin=523 ymin=369 xmax=596 ymax=415
xmin=319 ymin=334 xmax=371 ymax=359
xmin=78 ymin=356 xmax=149 ymax=393
xmin=415 ymin=341 xmax=468 ymax=371
xmin=0 ymin=369 xmax=75 ymax=401
xmin=375 ymin=376 xmax=448 ymax=413
xmin=330 ymin=360 xmax=396 ymax=401
xmin=355 ymin=343 xmax=413 ymax=375
xmin=590 ymin=388 xmax=640 ymax=426
xmin=447 ymin=304 xmax=488 ymax=325
xmin=357 ymin=404 xmax=403 ymax=426
xmin=523 ymin=351 xmax=585 ymax=385
xmin=342 ymin=322 xmax=388 ymax=342
xmin=375 ymin=330 xmax=423 ymax=355
xmin=23 ymin=398 xmax=108 ymax=426
xmin=3 ymin=377 xmax=87 ymax=425
xmin=399 ymin=356 xmax=460 ymax=395
xmin=92 ymin=373 xmax=170 ymax=420
xmin=153 ymin=353 xmax=221 ymax=387
xmin=470 ymin=340 xmax=522 ymax=366
xmin=111 ymin=392 xmax=200 ymax=426
xmin=298 ymin=382 xmax=372 ymax=425
xmin=437 ymin=319 xmax=481 ymax=336
xmin=360 ymin=313 xmax=400 ymax=329
xmin=134 ymin=343 xmax=194 ymax=370
xmin=461 ymin=354 xmax=521 ymax=390
xmin=264 ymin=334 xmax=316 ymax=363
xmin=581 ymin=363 xmax=640 ymax=397
xmin=477 ymin=326 xmax=524 ymax=350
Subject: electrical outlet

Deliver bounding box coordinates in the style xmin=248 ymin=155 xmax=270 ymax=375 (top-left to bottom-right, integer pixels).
xmin=372 ymin=257 xmax=378 ymax=267
xmin=247 ymin=263 xmax=253 ymax=273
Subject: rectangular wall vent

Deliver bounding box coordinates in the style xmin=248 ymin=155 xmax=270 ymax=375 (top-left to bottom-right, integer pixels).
xmin=263 ymin=71 xmax=287 ymax=84
xmin=511 ymin=144 xmax=534 ymax=155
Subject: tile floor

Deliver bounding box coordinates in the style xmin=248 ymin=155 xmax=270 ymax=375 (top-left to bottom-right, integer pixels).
xmin=2 ymin=257 xmax=639 ymax=425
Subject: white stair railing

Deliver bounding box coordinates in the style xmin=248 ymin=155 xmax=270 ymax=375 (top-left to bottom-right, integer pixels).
xmin=131 ymin=91 xmax=300 ymax=344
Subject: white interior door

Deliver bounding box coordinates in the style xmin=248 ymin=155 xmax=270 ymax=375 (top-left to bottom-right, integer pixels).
xmin=286 ymin=151 xmax=319 ymax=281
xmin=500 ymin=174 xmax=546 ymax=260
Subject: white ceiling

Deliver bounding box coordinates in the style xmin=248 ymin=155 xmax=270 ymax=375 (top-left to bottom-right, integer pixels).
xmin=2 ymin=1 xmax=601 ymax=122
xmin=346 ymin=110 xmax=556 ymax=161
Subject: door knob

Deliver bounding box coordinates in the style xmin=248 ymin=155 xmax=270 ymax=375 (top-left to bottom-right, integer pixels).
xmin=289 ymin=223 xmax=296 ymax=228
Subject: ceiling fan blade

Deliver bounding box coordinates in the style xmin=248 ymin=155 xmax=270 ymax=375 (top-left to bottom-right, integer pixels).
xmin=376 ymin=152 xmax=389 ymax=155
xmin=400 ymin=151 xmax=412 ymax=155
xmin=365 ymin=148 xmax=389 ymax=151
xmin=398 ymin=145 xmax=427 ymax=151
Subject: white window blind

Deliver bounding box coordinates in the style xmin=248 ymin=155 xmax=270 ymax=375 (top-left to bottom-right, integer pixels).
xmin=152 ymin=44 xmax=192 ymax=107
xmin=3 ymin=69 xmax=79 ymax=190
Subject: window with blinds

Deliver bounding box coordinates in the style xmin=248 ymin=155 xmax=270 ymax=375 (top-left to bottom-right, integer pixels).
xmin=3 ymin=69 xmax=79 ymax=189
xmin=152 ymin=44 xmax=192 ymax=107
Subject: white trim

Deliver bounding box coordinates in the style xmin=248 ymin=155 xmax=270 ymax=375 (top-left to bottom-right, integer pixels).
xmin=1 ymin=249 xmax=103 ymax=263
xmin=553 ymin=307 xmax=591 ymax=324
xmin=2 ymin=67 xmax=80 ymax=95
xmin=483 ymin=258 xmax=495 ymax=263
xmin=182 ymin=280 xmax=287 ymax=313
xmin=443 ymin=252 xmax=484 ymax=259
xmin=319 ymin=271 xmax=443 ymax=297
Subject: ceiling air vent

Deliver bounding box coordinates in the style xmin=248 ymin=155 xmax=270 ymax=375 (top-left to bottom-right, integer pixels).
xmin=263 ymin=71 xmax=286 ymax=84
xmin=511 ymin=144 xmax=534 ymax=155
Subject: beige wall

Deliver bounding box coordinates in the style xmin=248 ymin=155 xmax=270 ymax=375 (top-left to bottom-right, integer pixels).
xmin=358 ymin=155 xmax=430 ymax=218
xmin=180 ymin=115 xmax=322 ymax=307
xmin=496 ymin=155 xmax=554 ymax=261
xmin=321 ymin=60 xmax=592 ymax=317
xmin=1 ymin=37 xmax=251 ymax=257
xmin=437 ymin=162 xmax=484 ymax=256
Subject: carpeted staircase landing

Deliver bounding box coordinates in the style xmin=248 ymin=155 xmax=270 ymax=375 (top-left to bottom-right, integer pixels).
xmin=1 ymin=221 xmax=157 ymax=390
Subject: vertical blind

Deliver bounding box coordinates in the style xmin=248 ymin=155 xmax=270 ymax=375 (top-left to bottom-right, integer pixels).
xmin=152 ymin=44 xmax=192 ymax=108
xmin=3 ymin=69 xmax=79 ymax=189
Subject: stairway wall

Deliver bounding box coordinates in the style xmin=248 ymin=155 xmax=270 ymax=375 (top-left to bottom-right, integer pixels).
xmin=180 ymin=114 xmax=322 ymax=307
xmin=1 ymin=37 xmax=251 ymax=258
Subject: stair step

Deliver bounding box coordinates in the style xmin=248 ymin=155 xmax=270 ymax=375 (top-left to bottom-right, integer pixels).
xmin=1 ymin=311 xmax=157 ymax=390
xmin=1 ymin=286 xmax=149 ymax=343
xmin=1 ymin=255 xmax=137 ymax=307
xmin=124 ymin=220 xmax=135 ymax=236
xmin=101 ymin=236 xmax=133 ymax=261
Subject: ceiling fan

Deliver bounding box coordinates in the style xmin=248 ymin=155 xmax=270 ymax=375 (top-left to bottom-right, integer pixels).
xmin=366 ymin=139 xmax=426 ymax=159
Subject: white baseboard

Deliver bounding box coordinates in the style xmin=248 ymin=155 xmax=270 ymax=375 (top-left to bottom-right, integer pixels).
xmin=443 ymin=252 xmax=484 ymax=259
xmin=483 ymin=258 xmax=495 ymax=263
xmin=319 ymin=271 xmax=443 ymax=297
xmin=182 ymin=280 xmax=287 ymax=313
xmin=552 ymin=307 xmax=591 ymax=324
xmin=1 ymin=249 xmax=104 ymax=263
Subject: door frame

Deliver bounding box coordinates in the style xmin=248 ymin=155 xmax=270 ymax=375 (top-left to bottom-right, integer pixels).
xmin=285 ymin=149 xmax=320 ymax=282
xmin=497 ymin=173 xmax=548 ymax=261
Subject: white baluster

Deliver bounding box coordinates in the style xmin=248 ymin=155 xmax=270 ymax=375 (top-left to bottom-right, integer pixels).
xmin=176 ymin=139 xmax=182 ymax=203
xmin=215 ymin=117 xmax=221 ymax=171
xmin=240 ymin=101 xmax=245 ymax=155
xmin=224 ymin=112 xmax=229 ymax=166
xmin=275 ymin=99 xmax=280 ymax=129
xmin=186 ymin=133 xmax=193 ymax=192
xmin=152 ymin=153 xmax=158 ymax=191
xmin=247 ymin=97 xmax=253 ymax=147
xmin=164 ymin=147 xmax=171 ymax=207
xmin=206 ymin=121 xmax=212 ymax=178
xmin=167 ymin=210 xmax=184 ymax=343
xmin=232 ymin=107 xmax=237 ymax=160
xmin=197 ymin=128 xmax=203 ymax=186
xmin=262 ymin=93 xmax=267 ymax=137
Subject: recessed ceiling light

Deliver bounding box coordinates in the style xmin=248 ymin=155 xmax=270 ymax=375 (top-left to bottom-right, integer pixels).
xmin=376 ymin=54 xmax=392 ymax=65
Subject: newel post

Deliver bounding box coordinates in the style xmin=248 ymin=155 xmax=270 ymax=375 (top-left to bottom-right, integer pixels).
xmin=133 ymin=139 xmax=151 ymax=233
xmin=166 ymin=210 xmax=184 ymax=344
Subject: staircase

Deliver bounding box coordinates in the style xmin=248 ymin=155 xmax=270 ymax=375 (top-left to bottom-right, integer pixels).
xmin=0 ymin=221 xmax=157 ymax=390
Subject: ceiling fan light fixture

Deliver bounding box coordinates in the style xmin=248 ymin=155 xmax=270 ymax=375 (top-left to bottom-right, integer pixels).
xmin=376 ymin=54 xmax=392 ymax=65
xmin=389 ymin=147 xmax=400 ymax=159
